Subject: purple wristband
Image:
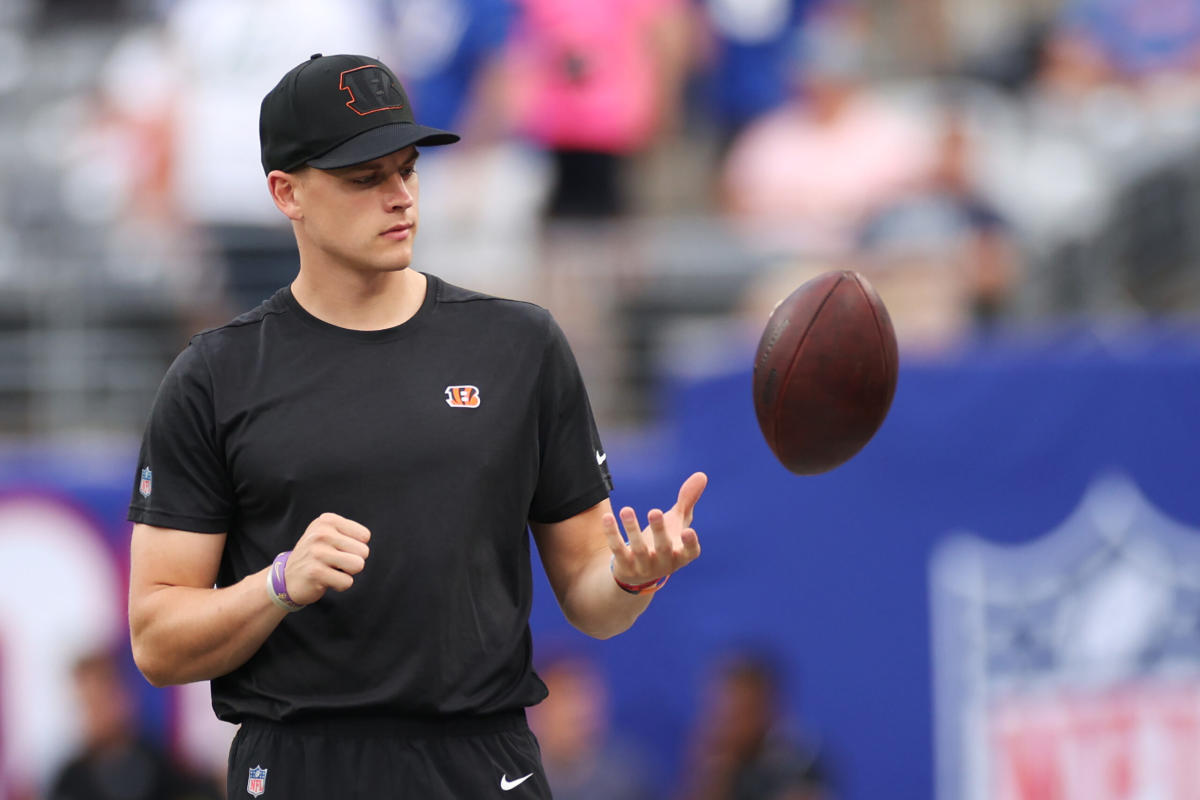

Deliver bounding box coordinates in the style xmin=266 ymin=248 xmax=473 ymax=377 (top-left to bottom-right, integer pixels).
xmin=267 ymin=551 xmax=305 ymax=612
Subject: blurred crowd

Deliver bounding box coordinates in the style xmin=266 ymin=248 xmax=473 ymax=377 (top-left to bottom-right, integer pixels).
xmin=3 ymin=0 xmax=1200 ymax=429
xmin=42 ymin=648 xmax=222 ymax=800
xmin=36 ymin=641 xmax=833 ymax=800
xmin=529 ymin=646 xmax=834 ymax=800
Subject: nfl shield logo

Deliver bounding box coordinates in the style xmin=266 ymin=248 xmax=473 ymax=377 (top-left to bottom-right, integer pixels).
xmin=138 ymin=467 xmax=152 ymax=498
xmin=246 ymin=765 xmax=267 ymax=797
xmin=931 ymin=475 xmax=1200 ymax=800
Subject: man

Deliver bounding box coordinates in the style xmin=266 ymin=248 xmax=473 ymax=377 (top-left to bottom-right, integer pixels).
xmin=48 ymin=648 xmax=221 ymax=800
xmin=678 ymin=651 xmax=833 ymax=800
xmin=528 ymin=648 xmax=655 ymax=800
xmin=127 ymin=53 xmax=706 ymax=799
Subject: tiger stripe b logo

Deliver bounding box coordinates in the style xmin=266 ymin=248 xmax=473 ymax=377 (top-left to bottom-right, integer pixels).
xmin=444 ymin=385 xmax=481 ymax=408
xmin=338 ymin=65 xmax=405 ymax=115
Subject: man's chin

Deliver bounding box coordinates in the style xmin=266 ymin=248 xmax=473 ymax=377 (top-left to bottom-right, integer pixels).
xmin=376 ymin=245 xmax=414 ymax=272
xmin=369 ymin=258 xmax=412 ymax=273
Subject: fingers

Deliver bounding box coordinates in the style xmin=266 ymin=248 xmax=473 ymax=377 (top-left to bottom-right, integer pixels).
xmin=648 ymin=508 xmax=672 ymax=560
xmin=675 ymin=472 xmax=708 ymax=525
xmin=306 ymin=540 xmax=367 ymax=595
xmin=302 ymin=514 xmax=372 ymax=563
xmin=602 ymin=512 xmax=626 ymax=553
xmin=313 ymin=563 xmax=355 ymax=593
xmin=286 ymin=512 xmax=373 ymax=604
xmin=681 ymin=527 xmax=701 ymax=561
xmin=334 ymin=536 xmax=370 ymax=560
xmin=609 ymin=503 xmax=700 ymax=585
xmin=318 ymin=511 xmax=371 ymax=543
xmin=620 ymin=507 xmax=647 ymax=555
xmin=606 ymin=472 xmax=707 ymax=588
xmin=322 ymin=546 xmax=367 ymax=577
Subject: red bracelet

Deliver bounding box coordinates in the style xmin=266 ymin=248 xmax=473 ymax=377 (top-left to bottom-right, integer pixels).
xmin=611 ymin=557 xmax=670 ymax=595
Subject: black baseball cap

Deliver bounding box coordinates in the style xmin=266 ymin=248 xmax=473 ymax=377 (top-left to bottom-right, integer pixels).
xmin=259 ymin=53 xmax=459 ymax=174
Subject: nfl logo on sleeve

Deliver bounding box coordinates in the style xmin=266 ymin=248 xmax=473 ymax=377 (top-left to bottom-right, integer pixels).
xmin=139 ymin=467 xmax=152 ymax=498
xmin=247 ymin=765 xmax=267 ymax=797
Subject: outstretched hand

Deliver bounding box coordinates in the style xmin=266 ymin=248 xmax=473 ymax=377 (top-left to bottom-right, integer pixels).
xmin=604 ymin=472 xmax=708 ymax=587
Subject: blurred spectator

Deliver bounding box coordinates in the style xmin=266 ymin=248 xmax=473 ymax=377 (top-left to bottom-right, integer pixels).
xmin=387 ymin=0 xmax=517 ymax=137
xmin=855 ymin=101 xmax=1024 ymax=328
xmin=1034 ymin=25 xmax=1115 ymax=100
xmin=965 ymin=6 xmax=1200 ymax=315
xmin=677 ymin=649 xmax=833 ymax=800
xmin=382 ymin=0 xmax=544 ymax=302
xmin=102 ymin=0 xmax=389 ymax=313
xmin=1035 ymin=1 xmax=1200 ymax=311
xmin=58 ymin=25 xmax=231 ymax=345
xmin=946 ymin=31 xmax=1116 ymax=314
xmin=960 ymin=20 xmax=1053 ymax=92
xmin=719 ymin=2 xmax=936 ymax=255
xmin=46 ymin=647 xmax=221 ymax=800
xmin=528 ymin=650 xmax=656 ymax=800
xmin=506 ymin=0 xmax=692 ymax=218
xmin=33 ymin=0 xmax=131 ymax=29
xmin=691 ymin=0 xmax=819 ymax=152
xmin=501 ymin=0 xmax=695 ymax=426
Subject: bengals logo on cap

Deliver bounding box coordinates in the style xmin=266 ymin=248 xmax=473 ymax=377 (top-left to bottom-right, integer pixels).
xmin=339 ymin=65 xmax=405 ymax=116
xmin=445 ymin=385 xmax=481 ymax=408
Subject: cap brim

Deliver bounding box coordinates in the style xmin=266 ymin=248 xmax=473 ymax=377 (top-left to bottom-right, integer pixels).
xmin=305 ymin=123 xmax=460 ymax=169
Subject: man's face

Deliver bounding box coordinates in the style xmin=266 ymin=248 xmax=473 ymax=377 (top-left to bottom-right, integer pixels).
xmin=291 ymin=146 xmax=421 ymax=273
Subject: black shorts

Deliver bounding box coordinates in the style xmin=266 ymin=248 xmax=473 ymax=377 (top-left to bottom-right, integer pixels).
xmin=226 ymin=710 xmax=550 ymax=799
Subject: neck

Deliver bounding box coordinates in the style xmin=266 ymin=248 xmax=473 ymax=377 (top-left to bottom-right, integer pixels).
xmin=291 ymin=266 xmax=427 ymax=331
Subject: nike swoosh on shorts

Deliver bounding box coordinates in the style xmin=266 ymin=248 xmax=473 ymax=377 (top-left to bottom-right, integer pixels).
xmin=500 ymin=772 xmax=533 ymax=791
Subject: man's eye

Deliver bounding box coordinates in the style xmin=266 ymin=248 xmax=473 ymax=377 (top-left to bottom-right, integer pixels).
xmin=400 ymin=167 xmax=417 ymax=179
xmin=351 ymin=175 xmax=377 ymax=185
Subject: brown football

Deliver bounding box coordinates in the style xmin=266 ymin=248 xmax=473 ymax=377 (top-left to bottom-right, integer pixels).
xmin=753 ymin=270 xmax=899 ymax=474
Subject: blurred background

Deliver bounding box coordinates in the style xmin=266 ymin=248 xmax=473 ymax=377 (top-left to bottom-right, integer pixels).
xmin=1 ymin=0 xmax=1200 ymax=798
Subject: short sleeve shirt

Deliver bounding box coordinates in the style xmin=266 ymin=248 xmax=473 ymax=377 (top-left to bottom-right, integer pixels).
xmin=128 ymin=275 xmax=612 ymax=722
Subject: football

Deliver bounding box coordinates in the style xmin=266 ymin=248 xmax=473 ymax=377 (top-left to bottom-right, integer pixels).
xmin=753 ymin=270 xmax=899 ymax=474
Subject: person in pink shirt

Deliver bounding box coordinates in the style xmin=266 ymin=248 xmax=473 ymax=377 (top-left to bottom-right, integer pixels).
xmin=720 ymin=3 xmax=935 ymax=254
xmin=507 ymin=0 xmax=691 ymax=217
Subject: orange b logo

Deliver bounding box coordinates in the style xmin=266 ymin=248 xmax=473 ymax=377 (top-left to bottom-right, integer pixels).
xmin=444 ymin=385 xmax=481 ymax=408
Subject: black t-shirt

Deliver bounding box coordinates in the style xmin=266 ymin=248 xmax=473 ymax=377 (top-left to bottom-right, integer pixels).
xmin=128 ymin=275 xmax=612 ymax=723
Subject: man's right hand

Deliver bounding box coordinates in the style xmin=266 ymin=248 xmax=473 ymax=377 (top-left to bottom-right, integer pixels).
xmin=284 ymin=512 xmax=371 ymax=606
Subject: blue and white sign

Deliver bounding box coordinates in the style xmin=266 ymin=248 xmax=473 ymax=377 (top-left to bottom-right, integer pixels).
xmin=931 ymin=475 xmax=1200 ymax=800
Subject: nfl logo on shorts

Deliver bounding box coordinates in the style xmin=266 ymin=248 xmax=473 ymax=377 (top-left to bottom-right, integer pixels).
xmin=247 ymin=765 xmax=267 ymax=797
xmin=139 ymin=466 xmax=152 ymax=498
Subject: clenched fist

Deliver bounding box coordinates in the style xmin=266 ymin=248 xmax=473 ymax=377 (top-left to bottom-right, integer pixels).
xmin=284 ymin=512 xmax=371 ymax=606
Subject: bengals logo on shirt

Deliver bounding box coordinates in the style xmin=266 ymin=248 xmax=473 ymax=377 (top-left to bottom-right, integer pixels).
xmin=444 ymin=385 xmax=481 ymax=408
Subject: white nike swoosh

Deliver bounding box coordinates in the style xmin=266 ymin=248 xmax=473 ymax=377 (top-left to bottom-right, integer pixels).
xmin=500 ymin=772 xmax=533 ymax=791
xmin=596 ymin=451 xmax=607 ymax=465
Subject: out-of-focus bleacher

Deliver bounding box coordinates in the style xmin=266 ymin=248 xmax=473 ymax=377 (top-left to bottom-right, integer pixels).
xmin=0 ymin=2 xmax=194 ymax=437
xmin=0 ymin=0 xmax=1199 ymax=437
xmin=1 ymin=0 xmax=1199 ymax=438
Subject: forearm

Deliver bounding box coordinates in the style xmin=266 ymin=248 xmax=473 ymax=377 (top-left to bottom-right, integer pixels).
xmin=130 ymin=566 xmax=287 ymax=686
xmin=558 ymin=550 xmax=657 ymax=640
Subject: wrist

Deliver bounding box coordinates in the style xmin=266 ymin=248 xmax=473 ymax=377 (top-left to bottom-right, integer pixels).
xmin=266 ymin=551 xmax=305 ymax=612
xmin=610 ymin=557 xmax=670 ymax=595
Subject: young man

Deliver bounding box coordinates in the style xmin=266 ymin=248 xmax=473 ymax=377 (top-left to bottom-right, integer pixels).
xmin=126 ymin=53 xmax=706 ymax=799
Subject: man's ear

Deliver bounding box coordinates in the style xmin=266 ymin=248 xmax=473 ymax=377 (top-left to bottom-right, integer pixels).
xmin=267 ymin=169 xmax=304 ymax=221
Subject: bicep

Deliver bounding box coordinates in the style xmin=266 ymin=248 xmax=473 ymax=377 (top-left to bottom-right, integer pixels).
xmin=129 ymin=523 xmax=226 ymax=596
xmin=530 ymin=498 xmax=613 ymax=601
